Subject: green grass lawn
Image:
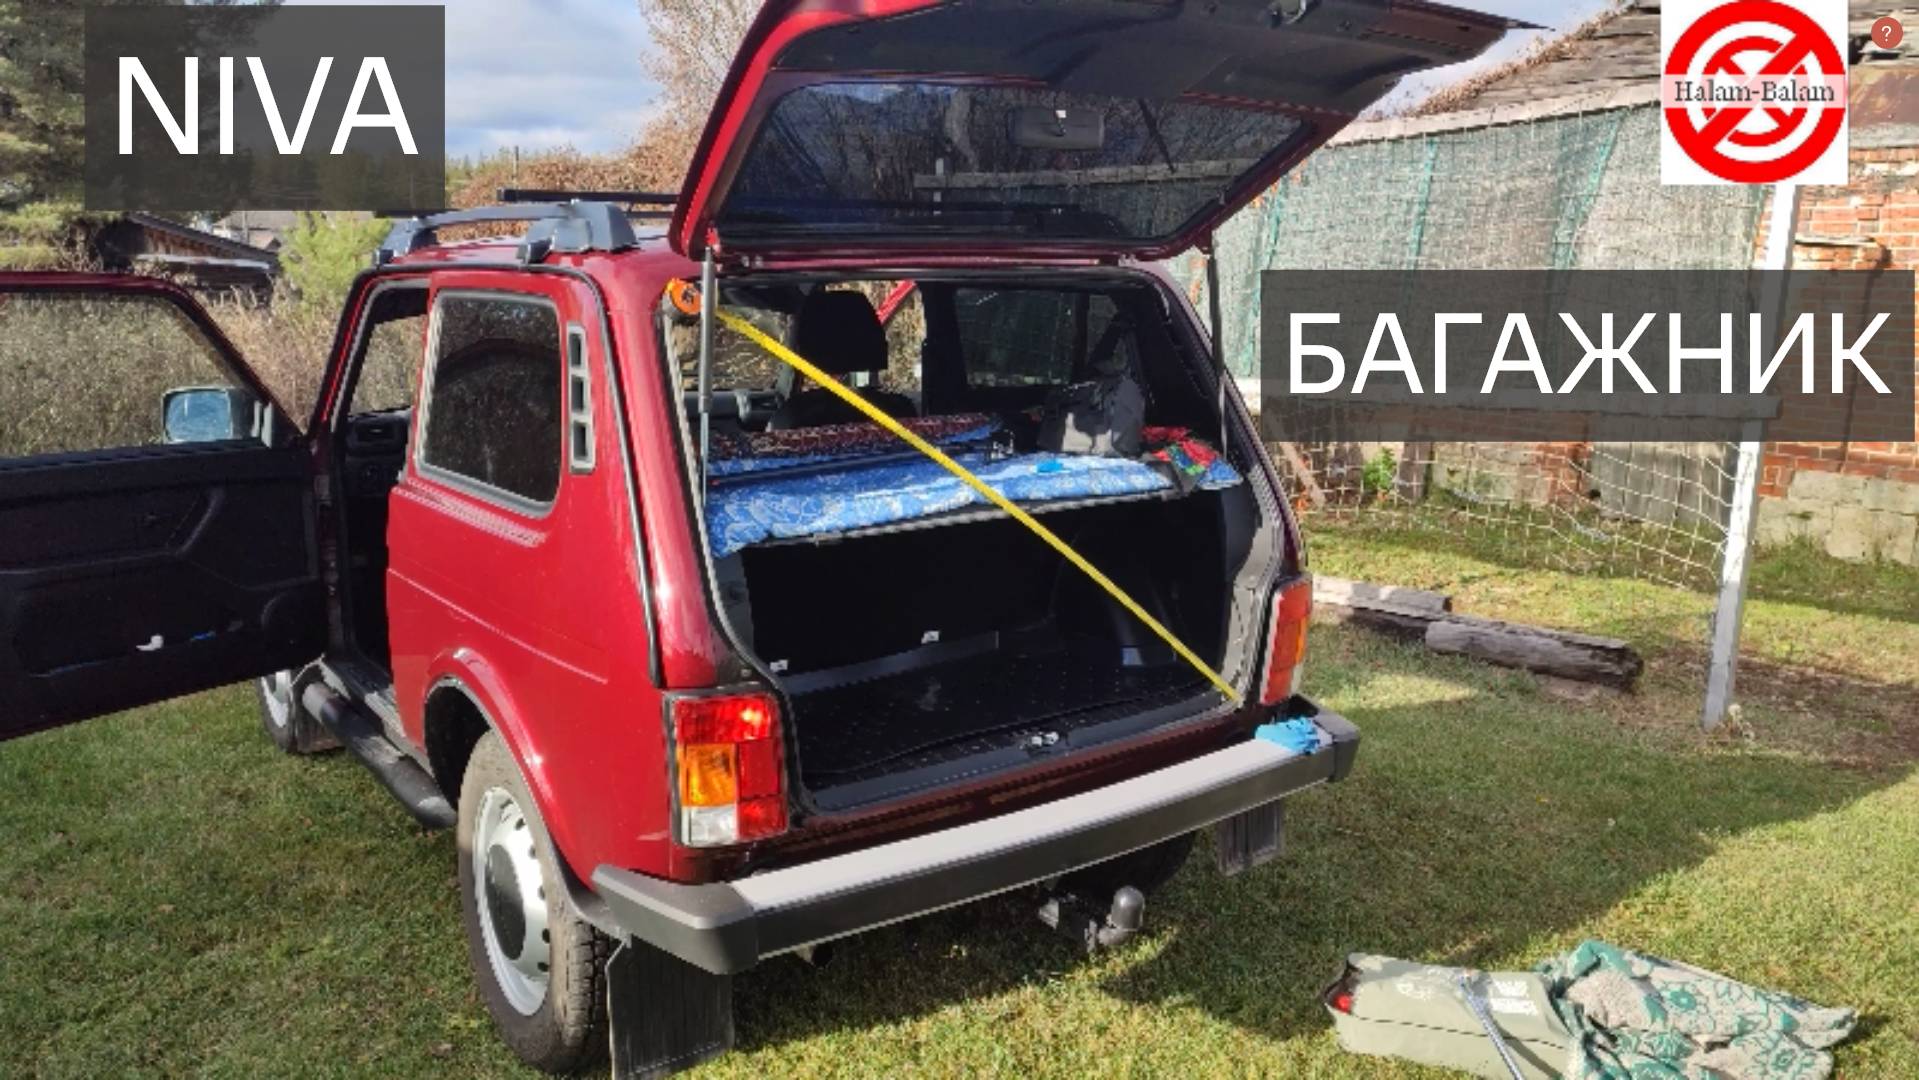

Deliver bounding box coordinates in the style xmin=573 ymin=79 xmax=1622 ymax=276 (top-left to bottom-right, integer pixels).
xmin=4 ymin=533 xmax=1916 ymax=1076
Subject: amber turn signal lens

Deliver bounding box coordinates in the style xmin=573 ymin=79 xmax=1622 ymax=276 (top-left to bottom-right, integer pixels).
xmin=678 ymin=743 xmax=738 ymax=807
xmin=1260 ymin=577 xmax=1312 ymax=706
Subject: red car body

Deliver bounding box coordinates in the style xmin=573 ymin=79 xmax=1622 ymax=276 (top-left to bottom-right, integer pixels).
xmin=340 ymin=242 xmax=1308 ymax=886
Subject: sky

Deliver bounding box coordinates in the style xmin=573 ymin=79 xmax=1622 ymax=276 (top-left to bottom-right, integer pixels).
xmin=287 ymin=0 xmax=665 ymax=159
xmin=289 ymin=0 xmax=1615 ymax=160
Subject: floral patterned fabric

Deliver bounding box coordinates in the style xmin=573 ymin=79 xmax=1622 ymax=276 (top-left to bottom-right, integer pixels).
xmin=1540 ymin=940 xmax=1856 ymax=1080
xmin=707 ymin=413 xmax=998 ymax=477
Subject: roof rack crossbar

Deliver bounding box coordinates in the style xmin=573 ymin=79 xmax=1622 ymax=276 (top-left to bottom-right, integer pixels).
xmin=376 ymin=200 xmax=640 ymax=264
xmin=497 ymin=188 xmax=678 ymax=206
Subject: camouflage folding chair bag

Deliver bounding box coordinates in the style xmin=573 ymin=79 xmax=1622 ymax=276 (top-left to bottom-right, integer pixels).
xmin=1325 ymin=941 xmax=1856 ymax=1080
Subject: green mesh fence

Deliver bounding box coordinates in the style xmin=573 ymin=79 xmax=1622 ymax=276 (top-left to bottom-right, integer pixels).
xmin=1174 ymin=104 xmax=1773 ymax=659
xmin=1176 ymin=106 xmax=1767 ymax=378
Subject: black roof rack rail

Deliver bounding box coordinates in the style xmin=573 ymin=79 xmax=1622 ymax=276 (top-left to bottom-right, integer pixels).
xmin=376 ymin=200 xmax=639 ymax=265
xmin=497 ymin=188 xmax=675 ymax=221
xmin=498 ymin=188 xmax=677 ymax=208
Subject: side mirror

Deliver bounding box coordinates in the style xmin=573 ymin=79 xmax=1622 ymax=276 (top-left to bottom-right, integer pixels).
xmin=163 ymin=386 xmax=260 ymax=444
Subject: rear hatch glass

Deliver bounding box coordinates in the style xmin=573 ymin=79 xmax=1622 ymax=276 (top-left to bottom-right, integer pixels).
xmin=720 ymin=82 xmax=1304 ymax=245
xmin=672 ymin=0 xmax=1520 ymax=259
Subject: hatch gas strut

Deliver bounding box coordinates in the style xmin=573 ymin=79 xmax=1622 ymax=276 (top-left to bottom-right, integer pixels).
xmin=1202 ymin=233 xmax=1229 ymax=462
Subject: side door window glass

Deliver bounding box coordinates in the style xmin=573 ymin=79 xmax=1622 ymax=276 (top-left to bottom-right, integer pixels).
xmin=0 ymin=288 xmax=264 ymax=459
xmin=417 ymin=293 xmax=562 ymax=506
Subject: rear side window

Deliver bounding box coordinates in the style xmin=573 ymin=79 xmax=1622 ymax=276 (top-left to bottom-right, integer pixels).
xmin=418 ymin=294 xmax=562 ymax=506
xmin=953 ymin=289 xmax=1077 ymax=388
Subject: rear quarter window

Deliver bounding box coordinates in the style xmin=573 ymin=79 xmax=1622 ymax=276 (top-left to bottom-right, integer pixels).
xmin=952 ymin=289 xmax=1137 ymax=388
xmin=953 ymin=288 xmax=1076 ymax=388
xmin=418 ymin=293 xmax=562 ymax=507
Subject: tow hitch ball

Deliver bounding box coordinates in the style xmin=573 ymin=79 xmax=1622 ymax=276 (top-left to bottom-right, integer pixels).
xmin=1037 ymin=886 xmax=1146 ymax=951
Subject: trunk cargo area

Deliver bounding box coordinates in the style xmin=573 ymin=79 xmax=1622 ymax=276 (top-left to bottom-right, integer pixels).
xmin=731 ymin=487 xmax=1257 ymax=807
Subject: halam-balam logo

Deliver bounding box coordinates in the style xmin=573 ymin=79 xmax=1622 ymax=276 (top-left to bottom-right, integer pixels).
xmin=1660 ymin=0 xmax=1850 ymax=185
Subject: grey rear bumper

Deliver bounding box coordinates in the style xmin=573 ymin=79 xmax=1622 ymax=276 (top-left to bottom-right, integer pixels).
xmin=592 ymin=704 xmax=1357 ymax=974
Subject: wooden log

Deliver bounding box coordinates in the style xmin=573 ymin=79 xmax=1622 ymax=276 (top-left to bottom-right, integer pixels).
xmin=1424 ymin=615 xmax=1643 ymax=690
xmin=1311 ymin=576 xmax=1641 ymax=688
xmin=1314 ymin=575 xmax=1452 ymax=614
xmin=1314 ymin=596 xmax=1435 ymax=643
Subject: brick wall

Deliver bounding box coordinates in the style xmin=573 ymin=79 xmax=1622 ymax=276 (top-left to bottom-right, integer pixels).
xmin=1752 ymin=145 xmax=1919 ymax=564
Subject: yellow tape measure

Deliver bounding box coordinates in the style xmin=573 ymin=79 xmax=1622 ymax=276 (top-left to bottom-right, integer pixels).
xmin=696 ymin=294 xmax=1240 ymax=702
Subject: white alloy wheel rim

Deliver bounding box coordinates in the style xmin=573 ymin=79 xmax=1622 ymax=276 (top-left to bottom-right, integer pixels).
xmin=473 ymin=785 xmax=552 ymax=1015
xmin=259 ymin=671 xmax=294 ymax=729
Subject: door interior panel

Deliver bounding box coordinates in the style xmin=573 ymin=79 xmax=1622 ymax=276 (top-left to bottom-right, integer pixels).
xmin=0 ymin=442 xmax=325 ymax=739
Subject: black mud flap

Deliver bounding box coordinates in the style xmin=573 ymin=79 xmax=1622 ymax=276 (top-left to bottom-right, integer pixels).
xmin=1212 ymin=798 xmax=1285 ymax=876
xmin=607 ymin=939 xmax=735 ymax=1078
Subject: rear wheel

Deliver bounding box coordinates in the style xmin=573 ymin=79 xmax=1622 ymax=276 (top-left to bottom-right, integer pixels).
xmin=256 ymin=670 xmax=334 ymax=754
xmin=457 ymin=731 xmax=610 ymax=1074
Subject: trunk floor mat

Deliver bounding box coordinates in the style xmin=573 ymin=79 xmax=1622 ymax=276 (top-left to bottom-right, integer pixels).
xmin=793 ymin=648 xmax=1202 ymax=781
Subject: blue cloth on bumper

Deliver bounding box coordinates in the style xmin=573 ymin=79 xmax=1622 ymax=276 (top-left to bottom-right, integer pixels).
xmin=1255 ymin=717 xmax=1322 ymax=755
xmin=705 ymin=451 xmax=1234 ymax=558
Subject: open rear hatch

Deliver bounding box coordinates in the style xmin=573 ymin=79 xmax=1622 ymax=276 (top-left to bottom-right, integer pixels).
xmin=670 ymin=0 xmax=1518 ymax=812
xmin=684 ymin=270 xmax=1286 ymax=813
xmin=672 ymin=0 xmax=1521 ymax=262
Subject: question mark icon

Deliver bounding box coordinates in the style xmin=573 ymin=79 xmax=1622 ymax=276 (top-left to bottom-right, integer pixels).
xmin=1872 ymin=16 xmax=1903 ymax=49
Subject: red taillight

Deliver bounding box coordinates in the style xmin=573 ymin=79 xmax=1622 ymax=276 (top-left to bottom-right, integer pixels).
xmin=671 ymin=691 xmax=786 ymax=846
xmin=736 ymin=794 xmax=787 ymax=837
xmin=674 ymin=694 xmax=776 ymax=743
xmin=1260 ymin=577 xmax=1312 ymax=706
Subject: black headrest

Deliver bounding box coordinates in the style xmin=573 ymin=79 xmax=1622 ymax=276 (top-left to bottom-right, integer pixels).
xmin=787 ymin=290 xmax=887 ymax=377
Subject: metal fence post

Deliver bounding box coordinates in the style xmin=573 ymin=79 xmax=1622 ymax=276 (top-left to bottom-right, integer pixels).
xmin=1703 ymin=182 xmax=1800 ymax=731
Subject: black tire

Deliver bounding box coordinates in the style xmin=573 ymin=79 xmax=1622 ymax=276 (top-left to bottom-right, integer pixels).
xmin=457 ymin=731 xmax=610 ymax=1074
xmin=256 ymin=670 xmax=336 ymax=755
xmin=1060 ymin=831 xmax=1196 ymax=899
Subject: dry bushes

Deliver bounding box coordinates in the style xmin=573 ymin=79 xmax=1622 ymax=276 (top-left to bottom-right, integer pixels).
xmin=2 ymin=124 xmax=709 ymax=456
xmin=0 ymin=284 xmax=340 ymax=459
xmin=202 ymin=287 xmax=341 ymax=422
xmin=447 ymin=142 xmax=690 ymax=210
xmin=0 ymin=293 xmax=235 ymax=457
xmin=635 ymin=0 xmax=756 ymax=161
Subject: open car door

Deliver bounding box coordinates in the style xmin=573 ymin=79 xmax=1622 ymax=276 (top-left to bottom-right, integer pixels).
xmin=0 ymin=274 xmax=324 ymax=740
xmin=672 ymin=0 xmax=1522 ymax=262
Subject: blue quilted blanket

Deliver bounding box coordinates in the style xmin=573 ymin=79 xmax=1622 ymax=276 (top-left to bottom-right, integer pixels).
xmin=706 ymin=451 xmax=1239 ymax=557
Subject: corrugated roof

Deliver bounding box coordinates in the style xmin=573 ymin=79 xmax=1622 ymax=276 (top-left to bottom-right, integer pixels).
xmin=121 ymin=212 xmax=282 ymax=268
xmin=1419 ymin=0 xmax=1917 ymax=120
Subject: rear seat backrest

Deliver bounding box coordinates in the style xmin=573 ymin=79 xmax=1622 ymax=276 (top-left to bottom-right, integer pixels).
xmin=769 ymin=291 xmax=917 ymax=429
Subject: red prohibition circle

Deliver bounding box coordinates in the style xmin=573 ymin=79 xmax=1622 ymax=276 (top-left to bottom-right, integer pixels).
xmin=1664 ymin=0 xmax=1846 ymax=182
xmin=1707 ymin=34 xmax=1804 ymax=148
